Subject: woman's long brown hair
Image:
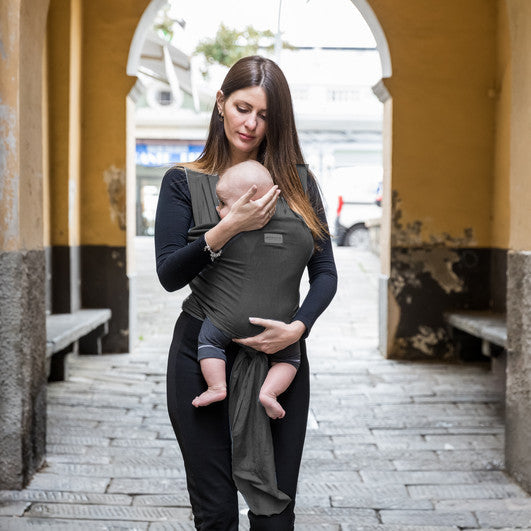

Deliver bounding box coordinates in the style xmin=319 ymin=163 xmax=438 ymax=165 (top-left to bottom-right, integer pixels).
xmin=195 ymin=55 xmax=326 ymax=242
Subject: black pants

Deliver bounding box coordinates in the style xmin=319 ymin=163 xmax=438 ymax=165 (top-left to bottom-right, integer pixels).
xmin=166 ymin=312 xmax=310 ymax=531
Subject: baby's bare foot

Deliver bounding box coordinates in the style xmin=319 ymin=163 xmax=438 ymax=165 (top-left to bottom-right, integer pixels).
xmin=259 ymin=391 xmax=285 ymax=419
xmin=192 ymin=386 xmax=227 ymax=407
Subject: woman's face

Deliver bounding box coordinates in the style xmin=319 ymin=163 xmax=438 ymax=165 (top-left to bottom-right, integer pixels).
xmin=217 ymin=86 xmax=267 ymax=162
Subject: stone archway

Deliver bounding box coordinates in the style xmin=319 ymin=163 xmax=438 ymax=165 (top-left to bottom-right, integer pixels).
xmin=348 ymin=0 xmax=393 ymax=356
xmin=350 ymin=0 xmax=392 ymax=78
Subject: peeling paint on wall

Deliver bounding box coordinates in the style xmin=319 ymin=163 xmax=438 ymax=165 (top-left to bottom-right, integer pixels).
xmin=391 ymin=247 xmax=464 ymax=297
xmin=394 ymin=327 xmax=454 ymax=360
xmin=387 ymin=191 xmax=493 ymax=360
xmin=392 ymin=191 xmax=477 ymax=247
xmin=103 ymin=165 xmax=126 ymax=231
xmin=410 ymin=326 xmax=449 ymax=356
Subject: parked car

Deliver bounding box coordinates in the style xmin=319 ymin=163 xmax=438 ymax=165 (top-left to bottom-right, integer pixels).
xmin=321 ymin=166 xmax=382 ymax=248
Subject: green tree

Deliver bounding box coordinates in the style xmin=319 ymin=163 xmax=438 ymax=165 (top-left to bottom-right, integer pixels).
xmin=194 ymin=23 xmax=294 ymax=70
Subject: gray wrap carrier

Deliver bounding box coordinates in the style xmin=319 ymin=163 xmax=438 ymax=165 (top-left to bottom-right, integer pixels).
xmin=184 ymin=166 xmax=312 ymax=516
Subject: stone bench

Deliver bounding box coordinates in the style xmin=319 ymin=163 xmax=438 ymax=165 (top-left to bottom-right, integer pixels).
xmin=444 ymin=310 xmax=507 ymax=395
xmin=444 ymin=310 xmax=507 ymax=357
xmin=46 ymin=308 xmax=112 ymax=382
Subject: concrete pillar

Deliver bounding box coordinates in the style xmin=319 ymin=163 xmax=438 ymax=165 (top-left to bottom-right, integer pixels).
xmin=505 ymin=0 xmax=531 ymax=492
xmin=0 ymin=0 xmax=50 ymax=489
xmin=506 ymin=252 xmax=531 ymax=491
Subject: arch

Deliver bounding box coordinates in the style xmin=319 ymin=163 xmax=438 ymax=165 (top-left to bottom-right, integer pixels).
xmin=350 ymin=0 xmax=392 ymax=78
xmin=127 ymin=0 xmax=167 ymax=76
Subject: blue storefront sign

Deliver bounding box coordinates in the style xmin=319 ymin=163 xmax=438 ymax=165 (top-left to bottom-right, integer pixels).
xmin=136 ymin=143 xmax=204 ymax=167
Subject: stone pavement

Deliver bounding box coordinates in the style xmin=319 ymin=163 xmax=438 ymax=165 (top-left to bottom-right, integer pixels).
xmin=1 ymin=237 xmax=530 ymax=530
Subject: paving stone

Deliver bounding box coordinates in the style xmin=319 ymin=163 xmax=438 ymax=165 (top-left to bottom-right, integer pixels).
xmin=0 ymin=517 xmax=149 ymax=530
xmin=0 ymin=490 xmax=131 ymax=505
xmin=131 ymin=494 xmax=191 ymax=507
xmin=331 ymin=489 xmax=432 ymax=510
xmin=296 ymin=507 xmax=379 ymax=525
xmin=361 ymin=470 xmax=509 ymax=485
xmin=435 ymin=498 xmax=531 ymax=511
xmin=475 ymin=509 xmax=531 ymax=527
xmin=45 ymin=435 xmax=111 ymax=447
xmin=292 ymin=494 xmax=331 ymax=508
xmin=43 ymin=463 xmax=185 ymax=479
xmin=110 ymin=438 xmax=169 ymax=448
xmin=44 ymin=444 xmax=88 ymax=455
xmin=47 ymin=427 xmax=160 ymax=440
xmin=85 ymin=447 xmax=164 ymax=458
xmin=148 ymin=524 xmax=195 ymax=531
xmin=301 ymin=457 xmax=395 ymax=472
xmin=295 ymin=525 xmax=339 ymax=531
xmin=408 ymin=483 xmax=528 ymax=499
xmin=0 ymin=501 xmax=30 ymax=516
xmin=26 ymin=503 xmax=192 ymax=521
xmin=25 ymin=474 xmax=110 ymax=493
xmin=380 ymin=509 xmax=478 ymax=527
xmin=342 ymin=526 xmax=459 ymax=531
xmin=107 ymin=478 xmax=188 ymax=495
xmin=45 ymin=454 xmax=112 ymax=465
xmin=297 ymin=482 xmax=365 ymax=496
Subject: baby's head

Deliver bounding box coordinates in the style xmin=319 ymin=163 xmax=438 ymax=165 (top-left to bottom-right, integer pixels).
xmin=216 ymin=160 xmax=274 ymax=218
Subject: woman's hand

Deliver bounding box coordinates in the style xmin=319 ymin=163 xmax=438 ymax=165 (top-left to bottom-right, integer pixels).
xmin=204 ymin=185 xmax=280 ymax=251
xmin=233 ymin=318 xmax=306 ymax=354
xmin=224 ymin=184 xmax=280 ymax=233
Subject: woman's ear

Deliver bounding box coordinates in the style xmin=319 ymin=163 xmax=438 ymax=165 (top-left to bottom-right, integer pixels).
xmin=216 ymin=90 xmax=225 ymax=114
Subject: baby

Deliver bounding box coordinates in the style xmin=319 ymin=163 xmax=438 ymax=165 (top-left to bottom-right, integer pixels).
xmin=192 ymin=161 xmax=303 ymax=419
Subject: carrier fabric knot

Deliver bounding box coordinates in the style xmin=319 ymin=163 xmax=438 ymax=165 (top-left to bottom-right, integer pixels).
xmin=229 ymin=346 xmax=291 ymax=516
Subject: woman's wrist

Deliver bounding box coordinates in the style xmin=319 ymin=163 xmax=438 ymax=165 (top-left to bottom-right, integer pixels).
xmin=289 ymin=320 xmax=307 ymax=341
xmin=204 ymin=215 xmax=239 ymax=252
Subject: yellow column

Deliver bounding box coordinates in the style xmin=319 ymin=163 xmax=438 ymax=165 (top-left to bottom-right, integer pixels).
xmin=367 ymin=0 xmax=498 ymax=359
xmin=47 ymin=0 xmax=83 ymax=312
xmin=79 ymin=0 xmax=151 ymax=352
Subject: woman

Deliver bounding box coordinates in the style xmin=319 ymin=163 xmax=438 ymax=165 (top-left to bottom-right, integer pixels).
xmin=155 ymin=55 xmax=337 ymax=530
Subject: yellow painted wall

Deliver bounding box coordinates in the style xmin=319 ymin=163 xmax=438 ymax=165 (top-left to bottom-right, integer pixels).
xmin=369 ymin=0 xmax=497 ymax=247
xmin=492 ymin=1 xmax=511 ymax=250
xmin=0 ymin=0 xmax=21 ymax=252
xmin=0 ymin=0 xmax=48 ymax=252
xmin=47 ymin=0 xmax=82 ymax=247
xmin=20 ymin=0 xmax=49 ymax=251
xmin=43 ymin=36 xmax=50 ymax=248
xmin=81 ymin=0 xmax=150 ymax=246
xmin=506 ymin=0 xmax=531 ymax=251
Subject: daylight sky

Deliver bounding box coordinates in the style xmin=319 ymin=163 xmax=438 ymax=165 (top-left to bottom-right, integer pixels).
xmin=168 ymin=0 xmax=376 ymax=54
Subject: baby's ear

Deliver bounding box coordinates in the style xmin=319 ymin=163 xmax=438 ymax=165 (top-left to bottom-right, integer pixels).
xmin=215 ymin=205 xmax=220 ymax=214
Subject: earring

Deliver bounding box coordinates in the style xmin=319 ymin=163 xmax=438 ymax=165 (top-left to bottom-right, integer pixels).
xmin=218 ymin=111 xmax=224 ymax=122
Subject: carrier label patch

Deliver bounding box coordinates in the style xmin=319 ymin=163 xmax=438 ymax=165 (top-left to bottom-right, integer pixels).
xmin=264 ymin=233 xmax=283 ymax=244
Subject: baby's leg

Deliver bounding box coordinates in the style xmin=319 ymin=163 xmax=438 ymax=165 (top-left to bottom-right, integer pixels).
xmin=194 ymin=318 xmax=230 ymax=407
xmin=259 ymin=362 xmax=297 ymax=419
xmin=192 ymin=358 xmax=227 ymax=407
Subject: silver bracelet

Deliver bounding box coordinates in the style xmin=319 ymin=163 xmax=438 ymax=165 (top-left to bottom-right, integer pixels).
xmin=204 ymin=242 xmax=222 ymax=262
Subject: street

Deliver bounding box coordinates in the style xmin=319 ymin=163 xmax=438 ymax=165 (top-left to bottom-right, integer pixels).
xmin=0 ymin=238 xmax=530 ymax=530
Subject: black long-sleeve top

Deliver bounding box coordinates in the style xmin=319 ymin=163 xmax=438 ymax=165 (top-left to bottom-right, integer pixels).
xmin=154 ymin=167 xmax=337 ymax=338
